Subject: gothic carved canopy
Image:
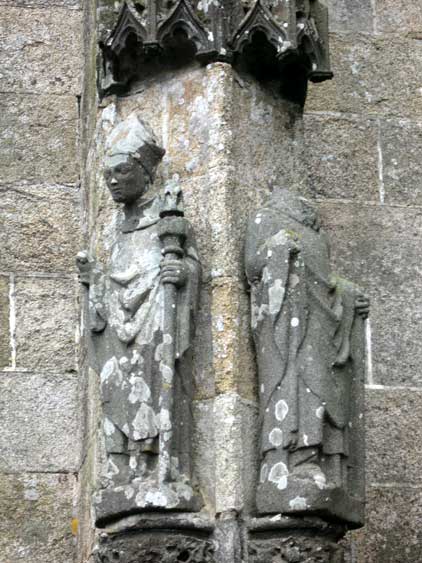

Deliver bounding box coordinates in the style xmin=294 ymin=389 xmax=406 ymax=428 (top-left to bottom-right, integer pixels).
xmin=98 ymin=0 xmax=332 ymax=98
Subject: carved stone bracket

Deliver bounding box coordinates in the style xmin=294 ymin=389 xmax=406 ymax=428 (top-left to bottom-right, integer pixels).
xmin=98 ymin=0 xmax=332 ymax=97
xmin=93 ymin=514 xmax=216 ymax=563
xmin=248 ymin=517 xmax=347 ymax=563
xmin=95 ymin=531 xmax=216 ymax=563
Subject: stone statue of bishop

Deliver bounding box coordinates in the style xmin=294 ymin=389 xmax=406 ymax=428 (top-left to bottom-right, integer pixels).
xmin=77 ymin=113 xmax=202 ymax=525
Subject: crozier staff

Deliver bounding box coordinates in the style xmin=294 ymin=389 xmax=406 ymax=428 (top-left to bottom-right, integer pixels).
xmin=76 ymin=113 xmax=202 ymax=523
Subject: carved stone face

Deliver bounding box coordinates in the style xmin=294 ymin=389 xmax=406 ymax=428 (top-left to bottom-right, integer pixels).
xmin=104 ymin=155 xmax=149 ymax=204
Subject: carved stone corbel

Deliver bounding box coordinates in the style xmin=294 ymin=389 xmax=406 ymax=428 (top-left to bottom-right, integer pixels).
xmin=97 ymin=0 xmax=332 ymax=97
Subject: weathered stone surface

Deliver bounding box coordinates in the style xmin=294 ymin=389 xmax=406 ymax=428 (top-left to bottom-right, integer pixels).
xmin=214 ymin=394 xmax=258 ymax=513
xmin=325 ymin=0 xmax=374 ymax=33
xmin=0 ymin=0 xmax=80 ymax=5
xmin=249 ymin=532 xmax=345 ymax=562
xmin=0 ymin=275 xmax=10 ymax=369
xmin=231 ymin=72 xmax=300 ymax=195
xmin=304 ymin=114 xmax=379 ymax=201
xmin=94 ymin=530 xmax=215 ymax=563
xmin=376 ymin=0 xmax=422 ymax=33
xmin=99 ymin=0 xmax=330 ymax=99
xmin=246 ymin=190 xmax=366 ymax=524
xmin=211 ymin=279 xmax=255 ymax=399
xmin=192 ymin=399 xmax=215 ymax=508
xmin=319 ymin=202 xmax=422 ymax=387
xmin=15 ymin=276 xmax=78 ymax=371
xmin=352 ymin=486 xmax=422 ymax=562
xmin=82 ymin=114 xmax=203 ymax=522
xmin=0 ymin=372 xmax=80 ymax=472
xmin=0 ymin=94 xmax=79 ymax=184
xmin=0 ymin=184 xmax=81 ymax=272
xmin=95 ymin=66 xmax=300 ymax=282
xmin=0 ymin=8 xmax=82 ymax=95
xmin=380 ymin=119 xmax=422 ymax=205
xmin=0 ymin=473 xmax=76 ymax=563
xmin=367 ymin=388 xmax=422 ymax=486
xmin=192 ymin=288 xmax=215 ymax=400
xmin=306 ymin=35 xmax=422 ymax=119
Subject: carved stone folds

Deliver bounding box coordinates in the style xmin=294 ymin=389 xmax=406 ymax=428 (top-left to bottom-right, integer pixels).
xmin=98 ymin=0 xmax=332 ymax=96
xmin=244 ymin=190 xmax=367 ymax=528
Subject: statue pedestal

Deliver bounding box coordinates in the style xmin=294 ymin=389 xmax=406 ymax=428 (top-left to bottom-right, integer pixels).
xmin=257 ymin=478 xmax=364 ymax=527
xmin=248 ymin=517 xmax=347 ymax=563
xmin=93 ymin=514 xmax=215 ymax=563
xmin=94 ymin=479 xmax=203 ymax=527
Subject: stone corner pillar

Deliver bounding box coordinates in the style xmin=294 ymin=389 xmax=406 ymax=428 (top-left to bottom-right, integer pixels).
xmin=77 ymin=0 xmax=365 ymax=561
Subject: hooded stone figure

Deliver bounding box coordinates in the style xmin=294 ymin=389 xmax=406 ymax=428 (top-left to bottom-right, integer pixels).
xmin=245 ymin=189 xmax=368 ymax=525
xmin=77 ymin=113 xmax=202 ymax=524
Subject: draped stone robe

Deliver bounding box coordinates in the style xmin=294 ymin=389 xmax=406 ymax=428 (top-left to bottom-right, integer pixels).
xmin=245 ymin=191 xmax=365 ymax=524
xmin=87 ymin=196 xmax=201 ymax=522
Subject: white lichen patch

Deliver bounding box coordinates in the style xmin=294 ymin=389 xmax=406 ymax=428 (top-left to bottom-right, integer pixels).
xmin=128 ymin=376 xmax=151 ymax=403
xmin=269 ymin=230 xmax=288 ymax=247
xmin=104 ymin=417 xmax=115 ymax=436
xmin=106 ymin=458 xmax=120 ymax=477
xmin=163 ymin=333 xmax=173 ymax=345
xmin=143 ymin=491 xmax=168 ymax=507
xmin=215 ymin=315 xmax=225 ymax=332
xmin=290 ymin=273 xmax=300 ymax=288
xmin=269 ymin=428 xmax=283 ymax=447
xmin=124 ymin=486 xmax=135 ymax=500
xmin=269 ymin=279 xmax=285 ymax=315
xmin=268 ymin=461 xmax=289 ymax=490
xmin=100 ymin=357 xmax=118 ymax=383
xmin=160 ymin=363 xmax=173 ymax=384
xmin=291 ymin=317 xmax=299 ymax=328
xmin=275 ymin=399 xmax=289 ymax=422
xmin=132 ymin=403 xmax=158 ymax=438
xmin=160 ymin=408 xmax=172 ymax=431
xmin=314 ymin=472 xmax=327 ymax=490
xmin=316 ymin=406 xmax=324 ymax=419
xmin=289 ymin=496 xmax=307 ymax=510
xmin=260 ymin=463 xmax=269 ymax=483
xmin=129 ymin=456 xmax=137 ymax=470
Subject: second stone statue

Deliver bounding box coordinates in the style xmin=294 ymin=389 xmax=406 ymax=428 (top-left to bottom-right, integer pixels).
xmin=77 ymin=113 xmax=202 ymax=525
xmin=245 ymin=189 xmax=369 ymax=526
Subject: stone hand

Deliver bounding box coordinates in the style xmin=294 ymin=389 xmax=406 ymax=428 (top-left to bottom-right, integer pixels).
xmin=76 ymin=250 xmax=95 ymax=286
xmin=160 ymin=258 xmax=188 ymax=287
xmin=355 ymin=293 xmax=370 ymax=319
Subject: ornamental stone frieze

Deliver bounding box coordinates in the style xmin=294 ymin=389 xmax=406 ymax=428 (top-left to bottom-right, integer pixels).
xmin=98 ymin=0 xmax=332 ymax=97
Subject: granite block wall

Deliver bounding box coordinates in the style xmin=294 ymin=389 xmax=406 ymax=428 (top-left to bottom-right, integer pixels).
xmin=0 ymin=1 xmax=84 ymax=561
xmin=305 ymin=2 xmax=422 ymax=561
xmin=0 ymin=0 xmax=421 ymax=561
